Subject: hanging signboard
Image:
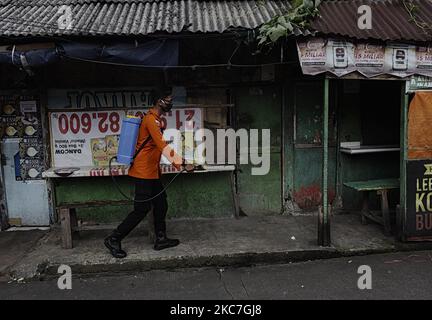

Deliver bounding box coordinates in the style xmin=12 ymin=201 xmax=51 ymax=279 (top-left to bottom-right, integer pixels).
xmin=49 ymin=108 xmax=204 ymax=168
xmin=406 ymin=160 xmax=432 ymax=240
xmin=407 ymin=75 xmax=432 ymax=92
xmin=296 ymin=38 xmax=432 ymax=78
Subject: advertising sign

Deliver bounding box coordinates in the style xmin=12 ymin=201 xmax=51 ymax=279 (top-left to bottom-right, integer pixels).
xmin=406 ymin=160 xmax=432 ymax=239
xmin=297 ymin=38 xmax=432 ymax=78
xmin=407 ymin=75 xmax=432 ymax=91
xmin=49 ymin=108 xmax=204 ymax=168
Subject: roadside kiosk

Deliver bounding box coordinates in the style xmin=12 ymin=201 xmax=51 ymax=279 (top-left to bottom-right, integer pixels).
xmin=402 ymin=77 xmax=432 ymax=241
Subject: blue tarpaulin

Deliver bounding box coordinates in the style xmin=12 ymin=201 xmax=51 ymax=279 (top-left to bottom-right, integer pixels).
xmin=0 ymin=39 xmax=179 ymax=68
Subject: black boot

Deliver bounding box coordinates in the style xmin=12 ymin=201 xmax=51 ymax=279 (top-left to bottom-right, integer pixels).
xmin=154 ymin=231 xmax=180 ymax=251
xmin=104 ymin=230 xmax=127 ymax=258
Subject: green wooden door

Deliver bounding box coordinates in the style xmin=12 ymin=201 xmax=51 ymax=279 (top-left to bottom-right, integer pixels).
xmin=235 ymin=85 xmax=282 ymax=215
xmin=284 ymin=81 xmax=337 ymax=213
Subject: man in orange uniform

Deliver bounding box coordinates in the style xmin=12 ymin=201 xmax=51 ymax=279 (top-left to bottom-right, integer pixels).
xmin=105 ymin=89 xmax=194 ymax=258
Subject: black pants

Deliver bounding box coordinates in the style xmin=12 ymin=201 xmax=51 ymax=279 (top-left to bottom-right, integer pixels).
xmin=116 ymin=178 xmax=167 ymax=240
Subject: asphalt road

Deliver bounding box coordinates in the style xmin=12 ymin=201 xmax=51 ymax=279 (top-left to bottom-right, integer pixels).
xmin=1 ymin=250 xmax=432 ymax=300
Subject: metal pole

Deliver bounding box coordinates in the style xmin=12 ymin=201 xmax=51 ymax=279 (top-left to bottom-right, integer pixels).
xmin=398 ymin=82 xmax=409 ymax=241
xmin=318 ymin=78 xmax=331 ymax=246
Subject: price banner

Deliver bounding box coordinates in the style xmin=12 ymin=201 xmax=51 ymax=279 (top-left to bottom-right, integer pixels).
xmin=49 ymin=108 xmax=203 ymax=168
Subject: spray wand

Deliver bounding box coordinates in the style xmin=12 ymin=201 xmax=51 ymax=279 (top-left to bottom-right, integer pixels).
xmin=108 ymin=156 xmax=189 ymax=203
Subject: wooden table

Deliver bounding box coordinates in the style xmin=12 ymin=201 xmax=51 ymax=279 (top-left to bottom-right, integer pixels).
xmin=344 ymin=178 xmax=400 ymax=236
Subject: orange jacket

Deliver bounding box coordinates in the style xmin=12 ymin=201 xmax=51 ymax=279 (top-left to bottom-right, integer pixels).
xmin=128 ymin=108 xmax=182 ymax=179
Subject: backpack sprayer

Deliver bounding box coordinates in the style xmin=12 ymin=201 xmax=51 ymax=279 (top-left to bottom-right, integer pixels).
xmin=109 ymin=115 xmax=189 ymax=203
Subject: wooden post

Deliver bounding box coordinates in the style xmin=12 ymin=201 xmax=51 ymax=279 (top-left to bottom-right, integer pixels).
xmin=318 ymin=78 xmax=331 ymax=246
xmin=379 ymin=189 xmax=391 ymax=236
xmin=361 ymin=191 xmax=369 ymax=225
xmin=70 ymin=208 xmax=79 ymax=234
xmin=59 ymin=208 xmax=73 ymax=249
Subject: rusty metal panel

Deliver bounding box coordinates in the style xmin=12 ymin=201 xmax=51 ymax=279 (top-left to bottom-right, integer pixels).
xmin=311 ymin=0 xmax=432 ymax=42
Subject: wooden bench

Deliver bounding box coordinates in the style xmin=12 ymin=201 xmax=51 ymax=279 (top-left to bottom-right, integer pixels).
xmin=57 ymin=200 xmax=135 ymax=249
xmin=344 ymin=178 xmax=400 ymax=236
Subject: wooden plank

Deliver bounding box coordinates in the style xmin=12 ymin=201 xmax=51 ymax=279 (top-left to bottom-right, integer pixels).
xmin=70 ymin=208 xmax=79 ymax=234
xmin=59 ymin=208 xmax=73 ymax=249
xmin=361 ymin=192 xmax=369 ymax=225
xmin=57 ymin=200 xmax=132 ymax=209
xmin=344 ymin=178 xmax=400 ymax=191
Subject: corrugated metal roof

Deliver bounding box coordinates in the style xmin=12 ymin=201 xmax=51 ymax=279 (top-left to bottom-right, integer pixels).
xmin=0 ymin=0 xmax=292 ymax=36
xmin=311 ymin=0 xmax=432 ymax=42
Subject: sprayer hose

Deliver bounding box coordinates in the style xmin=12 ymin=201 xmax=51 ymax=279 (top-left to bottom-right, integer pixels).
xmin=108 ymin=157 xmax=185 ymax=203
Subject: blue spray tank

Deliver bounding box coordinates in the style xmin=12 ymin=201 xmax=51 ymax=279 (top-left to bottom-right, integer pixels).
xmin=110 ymin=113 xmax=196 ymax=203
xmin=116 ymin=116 xmax=142 ymax=165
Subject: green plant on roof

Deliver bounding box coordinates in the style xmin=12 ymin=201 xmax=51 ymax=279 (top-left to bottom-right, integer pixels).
xmin=257 ymin=0 xmax=321 ymax=48
xmin=403 ymin=0 xmax=432 ymax=35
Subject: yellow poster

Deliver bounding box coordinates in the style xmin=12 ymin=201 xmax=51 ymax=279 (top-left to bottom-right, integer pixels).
xmin=90 ymin=137 xmax=108 ymax=166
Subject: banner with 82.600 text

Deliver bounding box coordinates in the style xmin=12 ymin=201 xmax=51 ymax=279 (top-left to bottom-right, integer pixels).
xmin=49 ymin=108 xmax=203 ymax=168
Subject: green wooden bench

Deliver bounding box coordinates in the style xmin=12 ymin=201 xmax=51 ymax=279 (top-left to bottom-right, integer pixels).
xmin=344 ymin=178 xmax=400 ymax=236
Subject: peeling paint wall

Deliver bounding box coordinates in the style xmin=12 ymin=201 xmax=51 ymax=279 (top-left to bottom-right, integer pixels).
xmin=235 ymin=86 xmax=282 ymax=215
xmin=284 ymin=80 xmax=337 ymax=213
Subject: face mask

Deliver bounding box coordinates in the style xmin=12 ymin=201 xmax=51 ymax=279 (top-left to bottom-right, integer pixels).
xmin=160 ymin=98 xmax=173 ymax=112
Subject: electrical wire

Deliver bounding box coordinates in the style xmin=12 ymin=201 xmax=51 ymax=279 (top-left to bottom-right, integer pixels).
xmin=60 ymin=52 xmax=296 ymax=68
xmin=108 ymin=156 xmax=186 ymax=203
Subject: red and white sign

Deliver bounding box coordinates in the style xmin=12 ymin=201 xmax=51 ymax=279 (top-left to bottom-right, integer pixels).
xmin=49 ymin=108 xmax=203 ymax=168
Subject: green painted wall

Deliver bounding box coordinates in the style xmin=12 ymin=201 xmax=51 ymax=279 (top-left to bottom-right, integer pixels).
xmin=53 ymin=77 xmax=403 ymax=221
xmin=54 ymin=172 xmax=235 ymax=223
xmin=53 ymin=84 xmax=284 ymax=222
xmin=283 ymin=80 xmax=337 ymax=212
xmin=237 ymin=153 xmax=281 ymax=214
xmin=235 ymin=86 xmax=282 ymax=215
xmin=292 ymin=147 xmax=337 ymax=210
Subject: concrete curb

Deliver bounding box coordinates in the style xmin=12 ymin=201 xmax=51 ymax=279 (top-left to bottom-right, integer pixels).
xmin=30 ymin=242 xmax=432 ymax=280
